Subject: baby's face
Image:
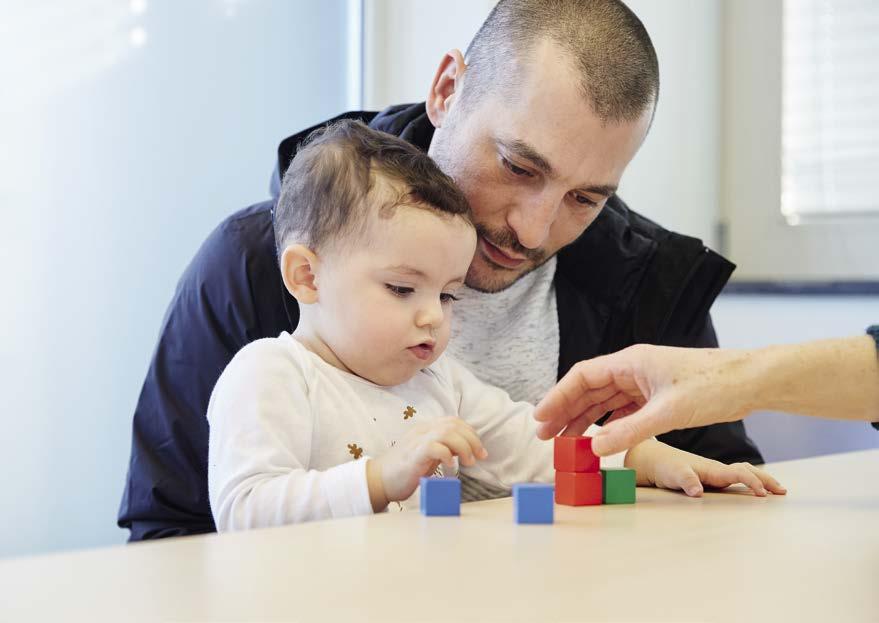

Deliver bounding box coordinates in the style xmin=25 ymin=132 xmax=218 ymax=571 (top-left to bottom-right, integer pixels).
xmin=314 ymin=205 xmax=477 ymax=386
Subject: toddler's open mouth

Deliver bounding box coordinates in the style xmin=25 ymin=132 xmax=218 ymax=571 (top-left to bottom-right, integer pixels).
xmin=408 ymin=342 xmax=435 ymax=361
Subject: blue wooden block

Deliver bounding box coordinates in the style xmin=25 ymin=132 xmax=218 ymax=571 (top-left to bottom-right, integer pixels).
xmin=420 ymin=477 xmax=461 ymax=516
xmin=512 ymin=483 xmax=554 ymax=524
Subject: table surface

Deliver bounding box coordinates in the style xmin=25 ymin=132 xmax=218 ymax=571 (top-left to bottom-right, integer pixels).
xmin=2 ymin=450 xmax=878 ymax=622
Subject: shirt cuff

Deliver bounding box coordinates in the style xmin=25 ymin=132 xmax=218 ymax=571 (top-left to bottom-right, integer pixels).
xmin=320 ymin=458 xmax=374 ymax=518
xmin=867 ymin=326 xmax=879 ymax=431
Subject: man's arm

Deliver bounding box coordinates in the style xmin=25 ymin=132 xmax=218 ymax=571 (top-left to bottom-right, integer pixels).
xmin=118 ymin=208 xmax=272 ymax=540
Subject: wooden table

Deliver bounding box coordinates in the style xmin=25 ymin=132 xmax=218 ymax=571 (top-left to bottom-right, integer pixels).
xmin=2 ymin=450 xmax=878 ymax=622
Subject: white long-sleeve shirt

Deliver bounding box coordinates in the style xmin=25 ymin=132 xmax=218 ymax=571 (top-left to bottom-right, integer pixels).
xmin=207 ymin=333 xmax=621 ymax=531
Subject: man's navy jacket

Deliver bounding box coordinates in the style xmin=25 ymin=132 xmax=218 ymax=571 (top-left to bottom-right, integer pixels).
xmin=118 ymin=103 xmax=762 ymax=540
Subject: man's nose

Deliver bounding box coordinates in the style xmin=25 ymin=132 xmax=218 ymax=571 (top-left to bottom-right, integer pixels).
xmin=506 ymin=192 xmax=558 ymax=250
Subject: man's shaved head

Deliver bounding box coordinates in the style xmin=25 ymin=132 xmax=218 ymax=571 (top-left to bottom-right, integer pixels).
xmin=461 ymin=0 xmax=659 ymax=123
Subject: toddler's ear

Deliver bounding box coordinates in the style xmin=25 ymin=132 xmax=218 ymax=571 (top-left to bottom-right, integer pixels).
xmin=280 ymin=244 xmax=320 ymax=304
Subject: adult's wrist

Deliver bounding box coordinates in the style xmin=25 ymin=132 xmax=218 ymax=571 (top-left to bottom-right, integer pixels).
xmin=700 ymin=347 xmax=768 ymax=420
xmin=736 ymin=345 xmax=793 ymax=415
xmin=743 ymin=335 xmax=879 ymax=421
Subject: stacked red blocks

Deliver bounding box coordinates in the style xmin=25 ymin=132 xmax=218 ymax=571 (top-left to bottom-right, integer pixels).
xmin=554 ymin=436 xmax=602 ymax=505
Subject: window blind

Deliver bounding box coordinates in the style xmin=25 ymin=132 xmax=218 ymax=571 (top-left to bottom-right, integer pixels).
xmin=782 ymin=0 xmax=879 ymax=223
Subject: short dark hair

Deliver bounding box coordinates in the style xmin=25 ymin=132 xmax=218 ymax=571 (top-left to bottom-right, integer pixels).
xmin=274 ymin=119 xmax=472 ymax=255
xmin=462 ymin=0 xmax=659 ymax=123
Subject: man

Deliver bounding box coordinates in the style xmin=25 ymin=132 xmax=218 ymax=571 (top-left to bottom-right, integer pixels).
xmin=533 ymin=328 xmax=879 ymax=456
xmin=119 ymin=0 xmax=762 ymax=540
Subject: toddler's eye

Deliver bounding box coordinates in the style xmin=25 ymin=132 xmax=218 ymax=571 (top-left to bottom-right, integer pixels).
xmin=385 ymin=284 xmax=414 ymax=297
xmin=440 ymin=293 xmax=460 ymax=304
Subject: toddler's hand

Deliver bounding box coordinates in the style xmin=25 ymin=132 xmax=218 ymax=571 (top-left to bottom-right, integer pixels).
xmin=626 ymin=439 xmax=787 ymax=498
xmin=366 ymin=417 xmax=488 ymax=511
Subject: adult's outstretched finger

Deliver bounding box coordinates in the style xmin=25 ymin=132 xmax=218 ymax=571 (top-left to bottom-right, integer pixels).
xmin=533 ymin=358 xmax=620 ymax=439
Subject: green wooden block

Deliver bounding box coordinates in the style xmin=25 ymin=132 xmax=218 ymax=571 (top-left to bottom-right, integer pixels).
xmin=601 ymin=467 xmax=636 ymax=504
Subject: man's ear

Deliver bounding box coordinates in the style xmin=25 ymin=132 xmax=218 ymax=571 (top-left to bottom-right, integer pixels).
xmin=280 ymin=244 xmax=320 ymax=304
xmin=425 ymin=49 xmax=467 ymax=129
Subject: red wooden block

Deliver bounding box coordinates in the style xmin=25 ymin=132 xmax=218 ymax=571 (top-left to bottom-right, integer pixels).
xmin=554 ymin=436 xmax=600 ymax=473
xmin=555 ymin=471 xmax=603 ymax=506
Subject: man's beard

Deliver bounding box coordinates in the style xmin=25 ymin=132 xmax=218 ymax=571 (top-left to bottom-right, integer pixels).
xmin=429 ymin=131 xmax=553 ymax=293
xmin=465 ymin=223 xmax=551 ymax=293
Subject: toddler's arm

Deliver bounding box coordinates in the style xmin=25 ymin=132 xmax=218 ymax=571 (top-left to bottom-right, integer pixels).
xmin=207 ymin=340 xmax=372 ymax=531
xmin=624 ymin=438 xmax=787 ymax=497
xmin=444 ymin=357 xmax=625 ymax=488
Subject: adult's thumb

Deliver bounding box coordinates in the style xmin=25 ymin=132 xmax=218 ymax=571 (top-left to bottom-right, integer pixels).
xmin=591 ymin=401 xmax=668 ymax=456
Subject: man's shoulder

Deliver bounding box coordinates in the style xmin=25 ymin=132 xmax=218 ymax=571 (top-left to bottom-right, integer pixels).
xmin=557 ymin=195 xmax=733 ymax=303
xmin=178 ymin=199 xmax=292 ymax=338
xmin=186 ymin=201 xmax=275 ymax=284
xmin=558 ymin=196 xmax=678 ymax=280
xmin=555 ymin=195 xmax=734 ymax=348
xmin=209 ymin=201 xmax=274 ymax=252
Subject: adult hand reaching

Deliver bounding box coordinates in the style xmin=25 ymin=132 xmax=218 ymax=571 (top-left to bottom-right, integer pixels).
xmin=533 ymin=345 xmax=753 ymax=456
xmin=533 ymin=335 xmax=879 ymax=457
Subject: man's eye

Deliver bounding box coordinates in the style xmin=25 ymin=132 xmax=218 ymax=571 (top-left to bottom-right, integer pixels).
xmin=503 ymin=157 xmax=532 ymax=177
xmin=440 ymin=292 xmax=460 ymax=304
xmin=385 ymin=284 xmax=414 ymax=297
xmin=572 ymin=193 xmax=598 ymax=207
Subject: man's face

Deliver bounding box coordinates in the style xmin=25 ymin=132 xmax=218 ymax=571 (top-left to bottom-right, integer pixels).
xmin=429 ymin=40 xmax=653 ymax=292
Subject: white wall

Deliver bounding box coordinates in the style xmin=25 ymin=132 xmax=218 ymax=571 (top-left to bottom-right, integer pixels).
xmin=0 ymin=1 xmax=353 ymax=559
xmin=618 ymin=0 xmax=722 ymax=247
xmin=362 ymin=0 xmax=496 ymax=109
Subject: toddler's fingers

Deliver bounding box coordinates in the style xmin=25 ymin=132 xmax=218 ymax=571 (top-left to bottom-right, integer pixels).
xmin=452 ymin=420 xmax=488 ymax=460
xmin=438 ymin=431 xmax=481 ymax=467
xmin=722 ymin=463 xmax=768 ymax=497
xmin=672 ymin=465 xmax=704 ymax=498
xmin=424 ymin=442 xmax=455 ymax=471
xmin=746 ymin=464 xmax=787 ymax=495
xmin=435 ymin=418 xmax=486 ymax=462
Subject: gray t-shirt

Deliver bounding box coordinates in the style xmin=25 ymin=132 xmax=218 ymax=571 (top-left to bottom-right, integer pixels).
xmin=447 ymin=256 xmax=560 ymax=406
xmin=446 ymin=257 xmax=561 ymax=501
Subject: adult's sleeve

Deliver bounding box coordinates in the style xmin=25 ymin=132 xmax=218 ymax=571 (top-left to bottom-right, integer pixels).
xmin=867 ymin=325 xmax=879 ymax=431
xmin=207 ymin=340 xmax=373 ymax=530
xmin=117 ymin=217 xmax=264 ymax=540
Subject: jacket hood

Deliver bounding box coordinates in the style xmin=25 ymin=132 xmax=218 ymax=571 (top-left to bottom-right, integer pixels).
xmin=268 ymin=103 xmax=432 ymax=200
